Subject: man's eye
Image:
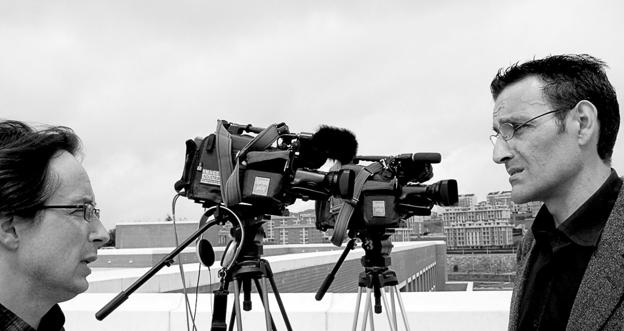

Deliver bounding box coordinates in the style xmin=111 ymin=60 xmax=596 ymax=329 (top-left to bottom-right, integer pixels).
xmin=514 ymin=123 xmax=532 ymax=130
xmin=70 ymin=209 xmax=83 ymax=215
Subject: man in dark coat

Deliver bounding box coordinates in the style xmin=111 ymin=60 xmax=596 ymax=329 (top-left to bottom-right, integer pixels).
xmin=490 ymin=54 xmax=623 ymax=330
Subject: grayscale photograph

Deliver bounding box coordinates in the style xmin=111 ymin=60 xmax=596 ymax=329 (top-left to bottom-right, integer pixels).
xmin=1 ymin=1 xmax=623 ymax=330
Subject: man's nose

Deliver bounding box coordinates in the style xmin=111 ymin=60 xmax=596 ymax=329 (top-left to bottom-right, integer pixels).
xmin=89 ymin=219 xmax=111 ymax=248
xmin=492 ymin=137 xmax=513 ymax=164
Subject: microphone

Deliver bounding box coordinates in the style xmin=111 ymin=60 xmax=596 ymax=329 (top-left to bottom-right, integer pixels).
xmin=312 ymin=125 xmax=358 ymax=164
xmin=296 ymin=125 xmax=359 ymax=169
xmin=196 ymin=239 xmax=215 ymax=267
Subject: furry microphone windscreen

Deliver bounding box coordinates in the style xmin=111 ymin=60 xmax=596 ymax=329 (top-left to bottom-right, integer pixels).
xmin=311 ymin=125 xmax=358 ymax=165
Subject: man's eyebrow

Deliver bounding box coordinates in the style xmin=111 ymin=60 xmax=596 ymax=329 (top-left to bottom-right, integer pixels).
xmin=496 ymin=114 xmax=529 ymax=123
xmin=69 ymin=197 xmax=95 ymax=205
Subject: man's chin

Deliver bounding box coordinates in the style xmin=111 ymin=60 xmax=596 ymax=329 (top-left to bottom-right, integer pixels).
xmin=510 ymin=189 xmax=534 ymax=204
xmin=58 ymin=279 xmax=89 ymax=302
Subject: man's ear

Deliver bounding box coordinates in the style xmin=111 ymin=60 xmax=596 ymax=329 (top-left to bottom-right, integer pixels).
xmin=573 ymin=100 xmax=599 ymax=147
xmin=0 ymin=215 xmax=20 ymax=250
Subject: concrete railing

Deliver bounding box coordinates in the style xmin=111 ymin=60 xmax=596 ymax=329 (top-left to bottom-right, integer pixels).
xmin=61 ymin=292 xmax=511 ymax=331
xmin=88 ymin=241 xmax=447 ymax=294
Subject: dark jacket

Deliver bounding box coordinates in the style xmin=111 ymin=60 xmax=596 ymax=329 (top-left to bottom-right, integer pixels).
xmin=508 ymin=179 xmax=624 ymax=330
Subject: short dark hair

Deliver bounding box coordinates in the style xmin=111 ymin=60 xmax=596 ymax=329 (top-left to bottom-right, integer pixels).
xmin=490 ymin=54 xmax=620 ymax=161
xmin=0 ymin=120 xmax=81 ymax=218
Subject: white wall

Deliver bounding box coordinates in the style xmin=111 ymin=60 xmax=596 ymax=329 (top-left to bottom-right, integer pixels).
xmin=61 ymin=292 xmax=511 ymax=331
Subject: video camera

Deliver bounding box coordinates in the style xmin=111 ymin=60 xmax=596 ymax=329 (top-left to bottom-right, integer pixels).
xmin=174 ymin=120 xmax=357 ymax=216
xmin=174 ymin=119 xmax=457 ymax=246
xmin=316 ymin=153 xmax=458 ymax=246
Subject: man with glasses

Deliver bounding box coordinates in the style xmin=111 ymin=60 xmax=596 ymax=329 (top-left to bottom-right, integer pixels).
xmin=0 ymin=120 xmax=109 ymax=330
xmin=490 ymin=54 xmax=623 ymax=330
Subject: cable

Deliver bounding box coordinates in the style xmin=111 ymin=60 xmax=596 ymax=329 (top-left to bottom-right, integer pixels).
xmin=171 ymin=198 xmax=246 ymax=330
xmin=208 ymin=265 xmax=213 ymax=312
xmin=217 ymin=207 xmax=245 ymax=273
xmin=171 ymin=193 xmax=198 ymax=331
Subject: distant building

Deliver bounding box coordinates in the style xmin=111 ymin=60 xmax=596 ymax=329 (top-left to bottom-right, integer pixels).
xmin=440 ymin=205 xmax=511 ymax=226
xmin=268 ymin=210 xmax=427 ymax=245
xmin=440 ymin=205 xmax=513 ymax=249
xmin=445 ymin=220 xmax=513 ymax=248
xmin=513 ymin=200 xmax=543 ymax=217
xmin=269 ymin=212 xmax=331 ymax=245
xmin=438 ymin=191 xmax=545 ymax=249
xmin=486 ymin=191 xmax=542 ymax=216
xmin=405 ymin=215 xmax=426 ymax=235
xmin=486 ymin=191 xmax=513 ymax=207
xmin=115 ymin=221 xmax=224 ymax=248
xmin=457 ymin=194 xmax=477 ymax=207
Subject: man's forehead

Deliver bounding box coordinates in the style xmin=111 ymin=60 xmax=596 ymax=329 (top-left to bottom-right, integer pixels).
xmin=493 ymin=100 xmax=507 ymax=117
xmin=46 ymin=151 xmax=95 ymax=204
xmin=493 ymin=82 xmax=550 ymax=121
xmin=493 ymin=99 xmax=549 ymax=120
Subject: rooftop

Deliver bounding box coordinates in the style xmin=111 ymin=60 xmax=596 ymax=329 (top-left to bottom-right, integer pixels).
xmin=73 ymin=241 xmax=511 ymax=330
xmin=62 ymin=292 xmax=511 ymax=330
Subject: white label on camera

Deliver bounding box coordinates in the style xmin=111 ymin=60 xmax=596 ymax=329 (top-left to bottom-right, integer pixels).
xmin=201 ymin=169 xmax=221 ymax=186
xmin=252 ymin=177 xmax=271 ymax=196
xmin=372 ymin=200 xmax=386 ymax=217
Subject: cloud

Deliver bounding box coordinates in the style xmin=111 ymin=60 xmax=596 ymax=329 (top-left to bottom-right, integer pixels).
xmin=1 ymin=0 xmax=624 ymax=229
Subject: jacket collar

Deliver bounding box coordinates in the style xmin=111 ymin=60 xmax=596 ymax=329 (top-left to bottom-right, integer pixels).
xmin=566 ymin=180 xmax=624 ymax=330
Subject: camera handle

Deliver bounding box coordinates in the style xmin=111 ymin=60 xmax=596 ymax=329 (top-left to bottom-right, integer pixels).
xmin=315 ymin=238 xmax=357 ymax=300
xmin=95 ymin=206 xmax=229 ymax=320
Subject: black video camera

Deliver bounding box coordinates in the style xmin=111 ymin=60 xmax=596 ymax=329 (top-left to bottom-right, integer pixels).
xmin=316 ymin=153 xmax=458 ymax=246
xmin=174 ymin=120 xmax=357 ymax=216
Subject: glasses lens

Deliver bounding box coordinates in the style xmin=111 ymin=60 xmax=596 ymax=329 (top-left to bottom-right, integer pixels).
xmin=489 ymin=134 xmax=498 ymax=145
xmin=84 ymin=204 xmax=100 ymax=222
xmin=499 ymin=123 xmax=515 ymax=140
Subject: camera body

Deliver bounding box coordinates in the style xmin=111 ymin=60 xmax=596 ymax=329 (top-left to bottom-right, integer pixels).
xmin=175 ymin=130 xmax=252 ymax=206
xmin=175 ymin=120 xmax=354 ymax=216
xmin=315 ymin=153 xmax=458 ymax=245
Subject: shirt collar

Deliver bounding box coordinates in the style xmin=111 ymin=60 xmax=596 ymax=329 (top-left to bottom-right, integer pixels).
xmin=38 ymin=304 xmax=65 ymax=331
xmin=0 ymin=302 xmax=65 ymax=331
xmin=532 ymin=169 xmax=623 ymax=247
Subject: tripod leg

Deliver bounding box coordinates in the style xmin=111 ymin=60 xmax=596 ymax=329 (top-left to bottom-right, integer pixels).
xmin=351 ymin=287 xmax=364 ymax=331
xmin=390 ymin=288 xmax=397 ymax=331
xmin=379 ymin=288 xmax=396 ymax=331
xmin=361 ymin=288 xmax=374 ymax=331
xmin=262 ymin=278 xmax=273 ymax=331
xmin=243 ymin=279 xmax=252 ymax=311
xmin=253 ymin=278 xmax=278 ymax=331
xmin=266 ymin=271 xmax=293 ymax=331
xmin=233 ymin=279 xmax=244 ymax=331
xmin=228 ymin=299 xmax=236 ymax=331
xmin=393 ymin=286 xmax=411 ymax=331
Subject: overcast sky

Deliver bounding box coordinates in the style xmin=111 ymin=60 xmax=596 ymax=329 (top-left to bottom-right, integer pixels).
xmin=2 ymin=0 xmax=624 ymax=230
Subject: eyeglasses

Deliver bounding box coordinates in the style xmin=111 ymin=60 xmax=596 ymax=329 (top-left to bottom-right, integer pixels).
xmin=490 ymin=109 xmax=565 ymax=145
xmin=40 ymin=203 xmax=101 ymax=223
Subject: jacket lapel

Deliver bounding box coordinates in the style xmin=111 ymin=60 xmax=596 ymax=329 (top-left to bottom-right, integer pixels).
xmin=568 ymin=186 xmax=624 ymax=330
xmin=509 ymin=230 xmax=537 ymax=330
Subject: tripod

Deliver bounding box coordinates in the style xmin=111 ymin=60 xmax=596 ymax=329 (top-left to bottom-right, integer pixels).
xmin=316 ymin=233 xmax=410 ymax=331
xmin=352 ymin=236 xmax=410 ymax=331
xmin=352 ymin=259 xmax=410 ymax=331
xmin=211 ymin=218 xmax=293 ymax=331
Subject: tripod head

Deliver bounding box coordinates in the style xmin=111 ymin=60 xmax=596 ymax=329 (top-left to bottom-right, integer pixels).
xmin=314 ymin=227 xmax=398 ymax=301
xmin=217 ymin=209 xmax=266 ymax=269
xmin=358 ymin=229 xmax=394 ymax=270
